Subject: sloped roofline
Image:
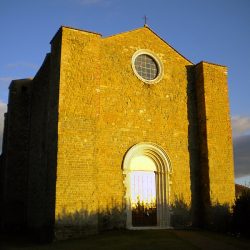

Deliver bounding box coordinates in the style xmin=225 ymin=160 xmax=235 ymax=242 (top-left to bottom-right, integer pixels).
xmin=104 ymin=26 xmax=193 ymax=64
xmin=9 ymin=78 xmax=33 ymax=89
xmin=49 ymin=25 xmax=227 ymax=67
xmin=61 ymin=25 xmax=102 ymax=36
xmin=50 ymin=25 xmax=102 ymax=44
xmin=196 ymin=60 xmax=227 ymax=68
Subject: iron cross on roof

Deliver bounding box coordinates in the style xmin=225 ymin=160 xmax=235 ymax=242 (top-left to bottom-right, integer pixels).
xmin=143 ymin=15 xmax=149 ymax=27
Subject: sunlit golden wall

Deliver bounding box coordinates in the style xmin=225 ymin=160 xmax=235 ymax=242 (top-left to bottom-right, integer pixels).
xmin=195 ymin=62 xmax=235 ymax=206
xmin=1 ymin=26 xmax=235 ymax=239
xmin=55 ymin=28 xmax=101 ymax=217
xmin=55 ymin=26 xmax=193 ymax=220
xmin=52 ymin=26 xmax=235 ymax=232
xmin=97 ymin=27 xmax=193 ymax=210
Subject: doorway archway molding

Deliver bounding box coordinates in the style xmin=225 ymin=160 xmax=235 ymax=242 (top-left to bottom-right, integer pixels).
xmin=123 ymin=142 xmax=172 ymax=229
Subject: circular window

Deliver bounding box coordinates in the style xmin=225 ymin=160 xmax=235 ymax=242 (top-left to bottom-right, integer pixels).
xmin=134 ymin=54 xmax=158 ymax=80
xmin=132 ymin=50 xmax=163 ymax=84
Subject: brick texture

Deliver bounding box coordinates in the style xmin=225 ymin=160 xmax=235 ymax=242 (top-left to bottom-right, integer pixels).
xmin=55 ymin=27 xmax=193 ymax=222
xmin=0 ymin=26 xmax=235 ymax=239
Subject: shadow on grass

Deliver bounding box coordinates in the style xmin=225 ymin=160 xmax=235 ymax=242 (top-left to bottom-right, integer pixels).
xmin=55 ymin=206 xmax=126 ymax=240
xmin=171 ymin=198 xmax=192 ymax=228
xmin=1 ymin=229 xmax=199 ymax=250
xmin=3 ymin=186 xmax=250 ymax=245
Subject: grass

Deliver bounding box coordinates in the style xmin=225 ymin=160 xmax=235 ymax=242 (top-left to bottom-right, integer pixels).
xmin=2 ymin=229 xmax=250 ymax=250
xmin=197 ymin=230 xmax=250 ymax=250
xmin=2 ymin=230 xmax=198 ymax=250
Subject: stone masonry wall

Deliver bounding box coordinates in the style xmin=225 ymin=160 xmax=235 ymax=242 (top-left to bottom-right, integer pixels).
xmin=55 ymin=26 xmax=194 ymax=234
xmin=27 ymin=54 xmax=53 ymax=240
xmin=0 ymin=25 xmax=236 ymax=238
xmin=195 ymin=62 xmax=235 ymax=207
xmin=97 ymin=27 xmax=193 ymax=210
xmin=1 ymin=79 xmax=32 ymax=230
xmin=55 ymin=27 xmax=101 ymax=237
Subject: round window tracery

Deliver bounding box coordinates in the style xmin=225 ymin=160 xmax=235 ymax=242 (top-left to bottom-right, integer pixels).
xmin=132 ymin=50 xmax=163 ymax=84
xmin=134 ymin=54 xmax=159 ymax=81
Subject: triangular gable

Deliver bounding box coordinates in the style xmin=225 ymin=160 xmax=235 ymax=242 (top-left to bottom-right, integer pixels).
xmin=104 ymin=26 xmax=193 ymax=65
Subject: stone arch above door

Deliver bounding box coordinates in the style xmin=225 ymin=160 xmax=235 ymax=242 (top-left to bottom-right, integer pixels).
xmin=123 ymin=142 xmax=172 ymax=228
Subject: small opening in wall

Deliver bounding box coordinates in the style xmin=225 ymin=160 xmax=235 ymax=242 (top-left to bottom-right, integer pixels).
xmin=21 ymin=86 xmax=28 ymax=93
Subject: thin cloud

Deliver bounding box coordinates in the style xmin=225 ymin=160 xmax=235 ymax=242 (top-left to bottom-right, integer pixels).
xmin=6 ymin=62 xmax=38 ymax=70
xmin=76 ymin=0 xmax=112 ymax=6
xmin=0 ymin=77 xmax=13 ymax=101
xmin=232 ymin=116 xmax=250 ymax=137
xmin=233 ymin=134 xmax=250 ymax=178
xmin=0 ymin=77 xmax=13 ymax=84
xmin=0 ymin=100 xmax=7 ymax=154
xmin=78 ymin=0 xmax=103 ymax=5
xmin=231 ymin=116 xmax=250 ymax=180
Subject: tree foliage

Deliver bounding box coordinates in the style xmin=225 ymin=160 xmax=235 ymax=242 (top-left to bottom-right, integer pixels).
xmin=232 ymin=189 xmax=250 ymax=237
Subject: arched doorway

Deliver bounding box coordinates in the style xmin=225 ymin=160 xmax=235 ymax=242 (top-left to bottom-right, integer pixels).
xmin=123 ymin=143 xmax=172 ymax=228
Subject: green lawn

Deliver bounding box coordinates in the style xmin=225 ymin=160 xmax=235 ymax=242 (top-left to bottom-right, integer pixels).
xmin=2 ymin=229 xmax=250 ymax=250
xmin=197 ymin=230 xmax=250 ymax=250
xmin=2 ymin=230 xmax=198 ymax=250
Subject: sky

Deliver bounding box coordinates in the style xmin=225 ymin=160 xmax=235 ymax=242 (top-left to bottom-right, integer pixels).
xmin=0 ymin=0 xmax=250 ymax=185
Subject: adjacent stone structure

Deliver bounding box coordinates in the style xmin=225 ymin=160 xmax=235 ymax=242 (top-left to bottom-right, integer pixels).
xmin=0 ymin=26 xmax=235 ymax=240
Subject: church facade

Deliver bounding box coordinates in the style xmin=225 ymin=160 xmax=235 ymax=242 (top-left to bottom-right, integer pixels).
xmin=0 ymin=26 xmax=235 ymax=240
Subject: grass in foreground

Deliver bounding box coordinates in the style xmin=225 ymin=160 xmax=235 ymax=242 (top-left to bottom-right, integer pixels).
xmin=2 ymin=230 xmax=198 ymax=250
xmin=197 ymin=230 xmax=250 ymax=250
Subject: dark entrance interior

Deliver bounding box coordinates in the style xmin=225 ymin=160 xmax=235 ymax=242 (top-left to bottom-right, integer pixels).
xmin=131 ymin=171 xmax=157 ymax=227
xmin=132 ymin=205 xmax=157 ymax=226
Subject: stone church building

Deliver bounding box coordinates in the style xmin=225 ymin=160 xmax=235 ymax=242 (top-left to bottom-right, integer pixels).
xmin=0 ymin=26 xmax=235 ymax=240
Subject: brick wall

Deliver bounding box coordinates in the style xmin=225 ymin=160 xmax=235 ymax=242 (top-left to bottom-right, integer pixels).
xmin=195 ymin=62 xmax=235 ymax=224
xmin=1 ymin=79 xmax=32 ymax=230
xmin=54 ymin=26 xmax=194 ymax=234
xmin=0 ymin=26 xmax=236 ymax=239
xmin=27 ymin=54 xmax=54 ymax=240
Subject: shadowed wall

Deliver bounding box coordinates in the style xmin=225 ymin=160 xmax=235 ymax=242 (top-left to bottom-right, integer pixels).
xmin=0 ymin=26 xmax=235 ymax=240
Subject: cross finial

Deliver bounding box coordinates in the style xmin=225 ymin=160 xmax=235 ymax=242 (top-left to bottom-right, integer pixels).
xmin=143 ymin=15 xmax=148 ymax=27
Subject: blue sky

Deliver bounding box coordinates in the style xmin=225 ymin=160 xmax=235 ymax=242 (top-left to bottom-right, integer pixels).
xmin=0 ymin=0 xmax=250 ymax=185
